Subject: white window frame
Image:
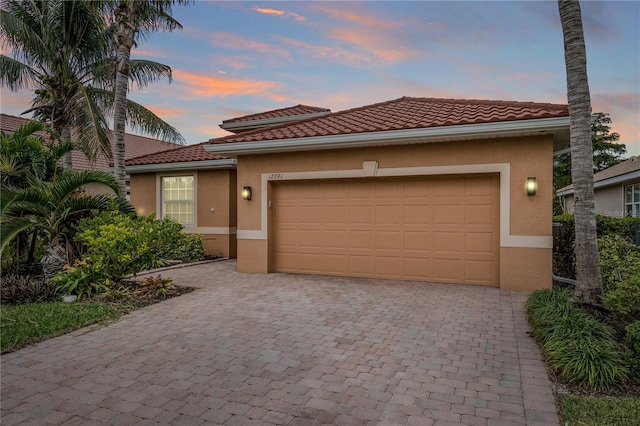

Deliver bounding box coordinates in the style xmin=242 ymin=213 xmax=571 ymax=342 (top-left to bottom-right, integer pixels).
xmin=160 ymin=174 xmax=196 ymax=226
xmin=625 ymin=183 xmax=640 ymax=217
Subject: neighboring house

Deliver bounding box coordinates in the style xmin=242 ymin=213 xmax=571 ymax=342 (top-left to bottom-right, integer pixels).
xmin=557 ymin=156 xmax=640 ymax=218
xmin=127 ymin=97 xmax=571 ymax=291
xmin=0 ymin=113 xmax=180 ymax=197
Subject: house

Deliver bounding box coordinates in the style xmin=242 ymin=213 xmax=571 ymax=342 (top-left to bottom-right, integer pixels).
xmin=127 ymin=97 xmax=570 ymax=291
xmin=556 ymin=156 xmax=640 ymax=218
xmin=125 ymin=105 xmax=331 ymax=259
xmin=0 ymin=113 xmax=180 ymax=197
xmin=126 ymin=97 xmax=572 ymax=290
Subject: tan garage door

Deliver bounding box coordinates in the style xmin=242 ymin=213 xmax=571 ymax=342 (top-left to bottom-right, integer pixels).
xmin=272 ymin=174 xmax=500 ymax=286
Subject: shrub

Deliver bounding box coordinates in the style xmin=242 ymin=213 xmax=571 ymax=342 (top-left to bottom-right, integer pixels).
xmin=604 ymin=276 xmax=640 ymax=325
xmin=132 ymin=275 xmax=176 ymax=299
xmin=75 ymin=212 xmax=206 ymax=283
xmin=526 ymin=288 xmax=629 ymax=391
xmin=0 ymin=275 xmax=58 ymax=305
xmin=49 ymin=260 xmax=107 ymax=299
xmin=625 ymin=321 xmax=640 ymax=382
xmin=552 ymin=215 xmax=640 ymax=280
xmin=598 ymin=234 xmax=640 ymax=291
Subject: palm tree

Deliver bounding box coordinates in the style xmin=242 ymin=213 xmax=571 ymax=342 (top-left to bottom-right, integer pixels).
xmin=1 ymin=0 xmax=184 ymax=175
xmin=110 ymin=0 xmax=189 ymax=195
xmin=558 ymin=0 xmax=603 ymax=305
xmin=1 ymin=169 xmax=135 ymax=271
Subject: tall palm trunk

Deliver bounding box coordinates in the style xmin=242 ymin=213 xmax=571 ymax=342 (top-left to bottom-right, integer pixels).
xmin=112 ymin=1 xmax=139 ymax=196
xmin=61 ymin=127 xmax=73 ymax=170
xmin=558 ymin=0 xmax=603 ymax=305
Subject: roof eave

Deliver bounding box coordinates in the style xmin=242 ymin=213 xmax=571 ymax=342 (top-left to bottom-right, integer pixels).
xmin=126 ymin=158 xmax=237 ymax=173
xmin=557 ymin=169 xmax=640 ymax=196
xmin=205 ymin=117 xmax=571 ymax=158
xmin=219 ymin=111 xmax=331 ymax=133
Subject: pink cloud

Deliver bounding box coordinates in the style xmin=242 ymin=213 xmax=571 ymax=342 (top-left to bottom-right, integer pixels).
xmin=253 ymin=7 xmax=305 ymax=22
xmin=172 ymin=69 xmax=287 ymax=101
xmin=209 ymin=32 xmax=290 ymax=59
xmin=277 ymin=37 xmax=373 ymax=67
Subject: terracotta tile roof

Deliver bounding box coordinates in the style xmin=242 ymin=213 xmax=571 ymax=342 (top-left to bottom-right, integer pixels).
xmin=208 ymin=97 xmax=569 ymax=145
xmin=558 ymin=156 xmax=640 ymax=192
xmin=222 ymin=104 xmax=331 ymax=124
xmin=126 ymin=141 xmax=227 ymax=166
xmin=1 ymin=113 xmax=180 ymax=171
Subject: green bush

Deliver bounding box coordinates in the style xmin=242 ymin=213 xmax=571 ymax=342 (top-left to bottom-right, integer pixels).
xmin=0 ymin=275 xmax=58 ymax=304
xmin=598 ymin=234 xmax=640 ymax=290
xmin=625 ymin=321 xmax=640 ymax=381
xmin=526 ymin=288 xmax=629 ymax=391
xmin=49 ymin=259 xmax=108 ymax=299
xmin=553 ymin=215 xmax=640 ymax=280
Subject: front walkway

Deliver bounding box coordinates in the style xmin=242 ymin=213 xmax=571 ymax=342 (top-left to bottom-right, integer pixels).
xmin=1 ymin=260 xmax=558 ymax=425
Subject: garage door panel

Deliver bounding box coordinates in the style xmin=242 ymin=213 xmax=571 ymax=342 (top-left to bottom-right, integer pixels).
xmin=433 ymin=258 xmax=462 ymax=281
xmin=273 ymin=175 xmax=499 ymax=286
xmin=464 ymin=260 xmax=496 ymax=284
xmin=324 ymin=205 xmax=347 ymax=224
xmin=348 ymin=255 xmax=374 ymax=276
xmin=376 ymin=256 xmax=402 ymax=277
xmin=349 ymin=205 xmax=373 ymax=224
xmin=465 ymin=232 xmax=496 ymax=254
xmin=434 ymin=205 xmax=462 ymax=225
xmin=376 ymin=205 xmax=401 ymax=225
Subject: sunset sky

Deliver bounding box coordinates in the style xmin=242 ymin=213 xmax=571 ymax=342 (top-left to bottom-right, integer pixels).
xmin=2 ymin=1 xmax=639 ymax=156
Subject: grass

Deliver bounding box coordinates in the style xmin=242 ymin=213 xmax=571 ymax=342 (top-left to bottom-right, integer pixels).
xmin=0 ymin=301 xmax=126 ymax=353
xmin=560 ymin=395 xmax=640 ymax=425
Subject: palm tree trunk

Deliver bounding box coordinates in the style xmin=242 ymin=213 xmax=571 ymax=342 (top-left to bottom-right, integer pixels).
xmin=112 ymin=1 xmax=139 ymax=197
xmin=61 ymin=126 xmax=73 ymax=170
xmin=558 ymin=0 xmax=603 ymax=305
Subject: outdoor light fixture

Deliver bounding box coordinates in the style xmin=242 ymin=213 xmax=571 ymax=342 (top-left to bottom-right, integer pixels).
xmin=526 ymin=177 xmax=537 ymax=196
xmin=242 ymin=186 xmax=252 ymax=201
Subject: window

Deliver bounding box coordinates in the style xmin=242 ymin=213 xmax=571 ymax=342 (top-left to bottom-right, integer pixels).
xmin=626 ymin=183 xmax=640 ymax=217
xmin=162 ymin=176 xmax=194 ymax=225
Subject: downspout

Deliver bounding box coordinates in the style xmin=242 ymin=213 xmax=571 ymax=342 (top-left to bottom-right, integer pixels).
xmin=552 ymin=273 xmax=576 ymax=285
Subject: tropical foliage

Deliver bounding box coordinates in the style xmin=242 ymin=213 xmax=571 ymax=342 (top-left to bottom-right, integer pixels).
xmin=0 ymin=0 xmax=184 ymax=171
xmin=0 ymin=122 xmax=134 ymax=274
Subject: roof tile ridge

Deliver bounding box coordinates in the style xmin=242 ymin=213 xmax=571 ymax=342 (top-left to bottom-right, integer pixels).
xmin=222 ymin=104 xmax=331 ymax=124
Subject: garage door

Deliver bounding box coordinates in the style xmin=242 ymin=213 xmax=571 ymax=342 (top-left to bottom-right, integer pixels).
xmin=272 ymin=174 xmax=500 ymax=286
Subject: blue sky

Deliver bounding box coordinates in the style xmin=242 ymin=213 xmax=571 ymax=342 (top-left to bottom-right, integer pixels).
xmin=2 ymin=1 xmax=639 ymax=156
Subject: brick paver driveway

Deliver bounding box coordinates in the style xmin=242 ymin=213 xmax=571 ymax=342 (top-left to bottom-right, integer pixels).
xmin=1 ymin=260 xmax=558 ymax=425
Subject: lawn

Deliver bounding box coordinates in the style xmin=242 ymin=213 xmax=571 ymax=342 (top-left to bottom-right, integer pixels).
xmin=0 ymin=301 xmax=125 ymax=353
xmin=560 ymin=395 xmax=640 ymax=426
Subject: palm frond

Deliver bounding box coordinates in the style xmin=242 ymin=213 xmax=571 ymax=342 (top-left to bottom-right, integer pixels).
xmin=0 ymin=54 xmax=38 ymax=90
xmin=125 ymin=98 xmax=185 ymax=144
xmin=67 ymin=85 xmax=113 ymax=160
xmin=48 ymin=170 xmax=121 ymax=201
xmin=0 ymin=216 xmax=41 ymax=253
xmin=129 ymin=59 xmax=172 ymax=88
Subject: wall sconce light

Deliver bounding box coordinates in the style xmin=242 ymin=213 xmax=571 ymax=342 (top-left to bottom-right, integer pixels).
xmin=242 ymin=186 xmax=252 ymax=201
xmin=526 ymin=177 xmax=537 ymax=196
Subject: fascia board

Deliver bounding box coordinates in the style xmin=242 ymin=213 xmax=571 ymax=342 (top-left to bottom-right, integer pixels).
xmin=219 ymin=111 xmax=331 ymax=132
xmin=205 ymin=117 xmax=570 ymax=157
xmin=126 ymin=159 xmax=237 ymax=173
xmin=556 ymin=170 xmax=640 ymax=196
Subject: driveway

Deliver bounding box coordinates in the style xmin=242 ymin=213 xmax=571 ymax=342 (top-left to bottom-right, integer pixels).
xmin=1 ymin=260 xmax=558 ymax=425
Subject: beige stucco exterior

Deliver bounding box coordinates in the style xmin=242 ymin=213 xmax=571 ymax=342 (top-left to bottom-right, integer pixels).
xmin=235 ymin=135 xmax=554 ymax=291
xmin=562 ymin=179 xmax=639 ymax=218
xmin=129 ymin=169 xmax=237 ymax=258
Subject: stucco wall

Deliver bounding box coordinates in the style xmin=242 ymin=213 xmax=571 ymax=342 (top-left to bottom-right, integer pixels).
xmin=235 ymin=135 xmax=554 ymax=291
xmin=561 ymin=180 xmax=638 ymax=218
xmin=129 ymin=169 xmax=237 ymax=258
